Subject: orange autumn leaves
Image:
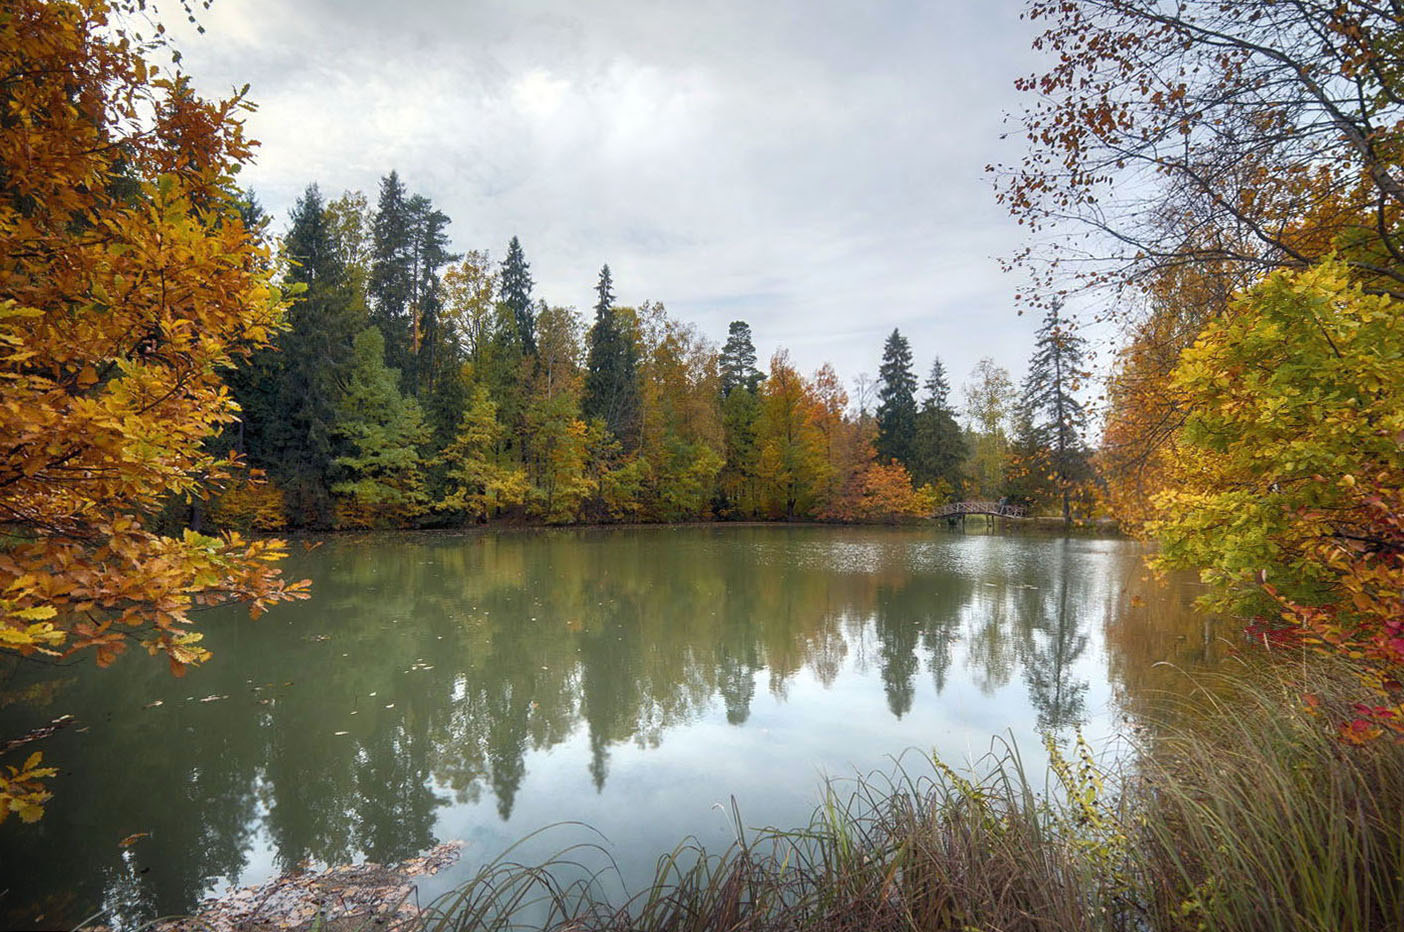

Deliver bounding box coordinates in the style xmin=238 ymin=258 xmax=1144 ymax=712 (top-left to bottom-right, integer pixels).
xmin=754 ymin=352 xmax=935 ymax=523
xmin=0 ymin=0 xmax=307 ymax=680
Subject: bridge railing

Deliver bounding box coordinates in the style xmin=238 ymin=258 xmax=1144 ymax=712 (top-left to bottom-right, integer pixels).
xmin=932 ymin=501 xmax=1028 ymax=519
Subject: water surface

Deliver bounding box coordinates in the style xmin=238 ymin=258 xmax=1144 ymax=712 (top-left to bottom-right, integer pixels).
xmin=0 ymin=525 xmax=1222 ymax=926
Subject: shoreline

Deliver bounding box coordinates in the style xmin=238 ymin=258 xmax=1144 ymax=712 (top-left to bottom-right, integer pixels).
xmin=256 ymin=514 xmax=1126 ymax=542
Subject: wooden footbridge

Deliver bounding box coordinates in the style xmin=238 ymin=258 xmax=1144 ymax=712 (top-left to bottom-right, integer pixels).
xmin=932 ymin=501 xmax=1028 ymax=520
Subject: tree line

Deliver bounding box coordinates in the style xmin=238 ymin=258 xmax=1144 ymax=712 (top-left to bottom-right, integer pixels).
xmin=216 ymin=179 xmax=1095 ymax=532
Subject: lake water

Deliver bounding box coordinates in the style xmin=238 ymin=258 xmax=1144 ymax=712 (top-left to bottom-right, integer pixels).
xmin=0 ymin=525 xmax=1223 ymax=927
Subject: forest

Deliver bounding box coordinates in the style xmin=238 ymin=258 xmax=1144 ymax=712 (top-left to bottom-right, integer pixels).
xmin=209 ymin=179 xmax=1092 ymax=532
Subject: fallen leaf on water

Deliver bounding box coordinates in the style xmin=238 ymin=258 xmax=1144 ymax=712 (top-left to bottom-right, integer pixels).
xmin=167 ymin=840 xmax=464 ymax=931
xmin=1130 ymin=595 xmax=1146 ymax=608
xmin=118 ymin=832 xmax=150 ymax=848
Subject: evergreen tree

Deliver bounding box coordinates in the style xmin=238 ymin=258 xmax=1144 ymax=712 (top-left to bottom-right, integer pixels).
xmin=1019 ymin=301 xmax=1092 ymax=523
xmin=718 ymin=320 xmax=763 ymax=396
xmin=911 ymin=357 xmax=966 ymax=495
xmin=331 ymin=328 xmax=430 ymax=528
xmin=499 ymin=236 xmax=536 ymax=356
xmin=716 ymin=321 xmax=765 ymax=515
xmin=367 ymin=171 xmax=415 ymax=377
xmin=234 ymin=188 xmax=269 ymax=244
xmin=875 ymin=328 xmax=918 ymax=466
xmin=582 ymin=265 xmax=640 ymax=448
xmin=719 ymin=386 xmax=761 ymax=517
xmin=405 ymin=194 xmax=457 ymax=397
xmin=273 ymin=183 xmax=364 ymax=525
xmin=923 ymin=357 xmax=951 ymax=409
xmin=1004 ymin=395 xmax=1051 ymax=509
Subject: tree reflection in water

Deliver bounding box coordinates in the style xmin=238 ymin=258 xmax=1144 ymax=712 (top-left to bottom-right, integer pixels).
xmin=0 ymin=526 xmax=1214 ymax=928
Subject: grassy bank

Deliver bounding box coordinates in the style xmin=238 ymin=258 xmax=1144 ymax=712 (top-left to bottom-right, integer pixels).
xmin=417 ymin=659 xmax=1404 ymax=932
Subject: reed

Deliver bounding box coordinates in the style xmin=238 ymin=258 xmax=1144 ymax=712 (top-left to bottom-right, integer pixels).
xmin=419 ymin=657 xmax=1404 ymax=931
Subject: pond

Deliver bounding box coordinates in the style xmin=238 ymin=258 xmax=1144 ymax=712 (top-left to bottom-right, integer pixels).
xmin=0 ymin=525 xmax=1224 ymax=927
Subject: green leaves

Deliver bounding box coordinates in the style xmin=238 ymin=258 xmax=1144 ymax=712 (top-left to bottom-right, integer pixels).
xmin=1152 ymin=258 xmax=1404 ymax=619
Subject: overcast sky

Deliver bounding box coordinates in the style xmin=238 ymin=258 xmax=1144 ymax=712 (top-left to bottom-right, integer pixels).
xmin=168 ymin=0 xmax=1058 ymax=407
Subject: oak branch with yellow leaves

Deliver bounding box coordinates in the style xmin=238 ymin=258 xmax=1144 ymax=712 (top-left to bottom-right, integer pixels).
xmin=0 ymin=0 xmax=309 ymax=821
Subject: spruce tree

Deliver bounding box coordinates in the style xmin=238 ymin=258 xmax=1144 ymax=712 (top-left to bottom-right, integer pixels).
xmin=258 ymin=184 xmax=364 ymax=525
xmin=499 ymin=236 xmax=536 ymax=356
xmin=405 ymin=194 xmax=457 ymax=396
xmin=875 ymin=328 xmax=918 ymax=466
xmin=1019 ymin=301 xmax=1091 ymax=523
xmin=911 ymin=357 xmax=967 ymax=495
xmin=719 ymin=321 xmax=763 ymax=396
xmin=368 ymin=171 xmax=415 ymax=377
xmin=582 ymin=265 xmax=640 ymax=448
xmin=923 ymin=357 xmax=950 ymax=409
xmin=331 ymin=328 xmax=430 ymax=527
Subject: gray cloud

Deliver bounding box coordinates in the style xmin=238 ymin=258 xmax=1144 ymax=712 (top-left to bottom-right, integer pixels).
xmin=171 ymin=0 xmax=1049 ymax=405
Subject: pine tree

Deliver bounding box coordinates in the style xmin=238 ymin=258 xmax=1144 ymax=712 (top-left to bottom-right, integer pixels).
xmin=875 ymin=329 xmax=918 ymax=467
xmin=500 ymin=236 xmax=536 ymax=356
xmin=582 ymin=265 xmax=640 ymax=448
xmin=911 ymin=357 xmax=966 ymax=496
xmin=718 ymin=321 xmax=763 ymax=396
xmin=720 ymin=385 xmax=762 ymax=516
xmin=1019 ymin=301 xmax=1092 ymax=523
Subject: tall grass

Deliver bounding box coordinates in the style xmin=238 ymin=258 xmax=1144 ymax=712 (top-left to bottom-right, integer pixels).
xmin=1135 ymin=663 xmax=1404 ymax=931
xmin=418 ymin=658 xmax=1404 ymax=932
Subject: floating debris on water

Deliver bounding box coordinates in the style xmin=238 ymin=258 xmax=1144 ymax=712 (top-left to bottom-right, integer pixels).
xmin=151 ymin=841 xmax=464 ymax=931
